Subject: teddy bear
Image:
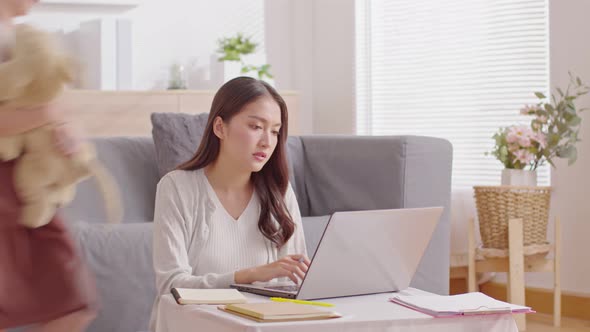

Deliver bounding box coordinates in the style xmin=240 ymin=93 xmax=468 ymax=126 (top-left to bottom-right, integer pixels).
xmin=0 ymin=23 xmax=121 ymax=228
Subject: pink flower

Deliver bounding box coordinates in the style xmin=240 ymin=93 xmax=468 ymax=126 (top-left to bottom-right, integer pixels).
xmin=507 ymin=126 xmax=534 ymax=147
xmin=519 ymin=136 xmax=531 ymax=147
xmin=533 ymin=132 xmax=547 ymax=149
xmin=507 ymin=132 xmax=518 ymax=144
xmin=514 ymin=149 xmax=534 ymax=164
xmin=508 ymin=144 xmax=520 ymax=152
xmin=506 ymin=127 xmax=520 ymax=144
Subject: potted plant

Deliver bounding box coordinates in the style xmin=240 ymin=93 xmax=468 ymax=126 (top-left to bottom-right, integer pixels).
xmin=216 ymin=33 xmax=273 ymax=81
xmin=489 ymin=73 xmax=589 ymax=186
xmin=167 ymin=62 xmax=187 ymax=90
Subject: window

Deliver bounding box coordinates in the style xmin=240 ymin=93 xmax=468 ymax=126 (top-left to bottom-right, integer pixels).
xmin=355 ymin=0 xmax=549 ymax=188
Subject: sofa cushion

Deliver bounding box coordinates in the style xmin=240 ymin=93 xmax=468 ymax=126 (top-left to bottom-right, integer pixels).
xmin=71 ymin=222 xmax=155 ymax=332
xmin=151 ymin=112 xmax=209 ymax=178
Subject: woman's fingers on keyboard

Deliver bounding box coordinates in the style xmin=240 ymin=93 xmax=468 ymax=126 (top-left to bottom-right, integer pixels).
xmin=288 ymin=254 xmax=311 ymax=267
xmin=279 ymin=262 xmax=306 ymax=281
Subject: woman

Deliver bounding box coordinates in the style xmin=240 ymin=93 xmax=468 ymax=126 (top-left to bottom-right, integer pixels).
xmin=0 ymin=1 xmax=97 ymax=331
xmin=150 ymin=77 xmax=309 ymax=330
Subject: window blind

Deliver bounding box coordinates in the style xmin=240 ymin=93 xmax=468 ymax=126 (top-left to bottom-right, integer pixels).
xmin=355 ymin=0 xmax=550 ymax=188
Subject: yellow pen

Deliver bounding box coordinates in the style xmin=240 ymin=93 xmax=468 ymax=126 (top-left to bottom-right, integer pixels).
xmin=269 ymin=297 xmax=334 ymax=307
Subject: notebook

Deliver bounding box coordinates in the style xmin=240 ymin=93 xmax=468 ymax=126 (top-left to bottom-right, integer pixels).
xmin=171 ymin=288 xmax=247 ymax=305
xmin=390 ymin=292 xmax=534 ymax=317
xmin=218 ymin=302 xmax=342 ymax=322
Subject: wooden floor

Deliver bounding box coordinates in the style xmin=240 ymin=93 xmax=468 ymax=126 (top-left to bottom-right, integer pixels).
xmin=528 ymin=314 xmax=590 ymax=332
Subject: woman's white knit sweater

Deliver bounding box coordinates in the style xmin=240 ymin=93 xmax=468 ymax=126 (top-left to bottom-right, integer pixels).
xmin=149 ymin=168 xmax=307 ymax=331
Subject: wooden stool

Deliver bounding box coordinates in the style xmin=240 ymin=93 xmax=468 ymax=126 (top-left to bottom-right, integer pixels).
xmin=467 ymin=217 xmax=561 ymax=331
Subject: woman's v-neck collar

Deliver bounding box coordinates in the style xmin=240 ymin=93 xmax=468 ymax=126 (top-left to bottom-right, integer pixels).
xmin=201 ymin=168 xmax=256 ymax=222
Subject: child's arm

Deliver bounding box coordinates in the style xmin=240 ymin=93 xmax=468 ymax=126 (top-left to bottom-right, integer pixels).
xmin=0 ymin=104 xmax=80 ymax=156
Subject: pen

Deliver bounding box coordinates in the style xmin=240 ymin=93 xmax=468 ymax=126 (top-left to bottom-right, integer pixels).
xmin=270 ymin=297 xmax=334 ymax=307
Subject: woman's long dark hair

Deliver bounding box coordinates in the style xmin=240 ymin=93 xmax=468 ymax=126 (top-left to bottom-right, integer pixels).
xmin=177 ymin=77 xmax=294 ymax=248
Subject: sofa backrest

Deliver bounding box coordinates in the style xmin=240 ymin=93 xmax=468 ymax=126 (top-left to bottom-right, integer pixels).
xmin=63 ymin=135 xmax=452 ymax=294
xmin=64 ymin=135 xmax=451 ymax=220
xmin=62 ymin=137 xmax=160 ymax=223
xmin=293 ymin=136 xmax=452 ymax=215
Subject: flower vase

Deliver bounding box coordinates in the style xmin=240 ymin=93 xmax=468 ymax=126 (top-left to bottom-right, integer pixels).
xmin=501 ymin=169 xmax=537 ymax=186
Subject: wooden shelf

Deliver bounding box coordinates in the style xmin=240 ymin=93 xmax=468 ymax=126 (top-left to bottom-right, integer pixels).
xmin=61 ymin=89 xmax=301 ymax=137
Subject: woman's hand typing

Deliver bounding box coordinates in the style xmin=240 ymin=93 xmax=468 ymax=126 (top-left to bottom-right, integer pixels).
xmin=234 ymin=254 xmax=311 ymax=285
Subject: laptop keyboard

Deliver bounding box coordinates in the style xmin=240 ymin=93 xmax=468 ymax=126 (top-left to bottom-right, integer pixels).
xmin=265 ymin=285 xmax=299 ymax=292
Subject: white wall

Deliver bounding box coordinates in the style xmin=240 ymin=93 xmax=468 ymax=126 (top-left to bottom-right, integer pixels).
xmin=310 ymin=0 xmax=356 ymax=134
xmin=22 ymin=0 xmax=266 ymax=90
xmin=275 ymin=0 xmax=356 ymax=135
xmin=289 ymin=0 xmax=314 ymax=135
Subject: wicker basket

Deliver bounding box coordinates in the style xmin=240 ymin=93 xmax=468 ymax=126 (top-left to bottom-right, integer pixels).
xmin=473 ymin=186 xmax=552 ymax=250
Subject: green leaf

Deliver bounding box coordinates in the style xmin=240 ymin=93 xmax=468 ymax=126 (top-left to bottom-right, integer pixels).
xmin=217 ymin=33 xmax=258 ymax=62
xmin=569 ymin=146 xmax=578 ymax=165
xmin=499 ymin=146 xmax=509 ymax=164
xmin=566 ymin=103 xmax=576 ymax=114
xmin=557 ymin=145 xmax=576 ymax=159
xmin=572 ymin=131 xmax=578 ymax=141
xmin=535 ymin=92 xmax=546 ymax=99
xmin=544 ymin=103 xmax=554 ymax=114
xmin=548 ymin=133 xmax=560 ymax=146
xmin=557 ymin=88 xmax=564 ymax=97
xmin=568 ymin=116 xmax=582 ymax=127
xmin=577 ymin=77 xmax=582 ymax=86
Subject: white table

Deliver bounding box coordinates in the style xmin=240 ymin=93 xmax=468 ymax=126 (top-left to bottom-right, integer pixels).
xmin=155 ymin=288 xmax=519 ymax=332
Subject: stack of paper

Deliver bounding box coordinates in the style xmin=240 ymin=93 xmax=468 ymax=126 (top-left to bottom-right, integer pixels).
xmin=171 ymin=288 xmax=247 ymax=305
xmin=390 ymin=292 xmax=533 ymax=317
xmin=218 ymin=302 xmax=342 ymax=322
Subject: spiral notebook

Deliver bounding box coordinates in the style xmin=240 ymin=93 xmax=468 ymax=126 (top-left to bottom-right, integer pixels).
xmin=390 ymin=292 xmax=533 ymax=317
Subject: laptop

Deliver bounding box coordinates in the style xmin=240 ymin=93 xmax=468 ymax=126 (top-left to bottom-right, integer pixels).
xmin=231 ymin=206 xmax=443 ymax=300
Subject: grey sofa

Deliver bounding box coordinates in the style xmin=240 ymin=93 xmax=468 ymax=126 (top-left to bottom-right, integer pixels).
xmin=60 ymin=135 xmax=452 ymax=332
